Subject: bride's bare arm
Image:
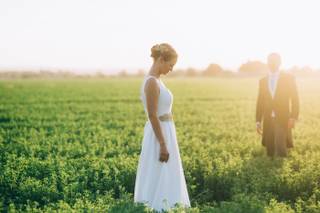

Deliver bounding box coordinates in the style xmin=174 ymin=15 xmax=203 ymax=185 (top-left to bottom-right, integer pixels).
xmin=144 ymin=78 xmax=169 ymax=162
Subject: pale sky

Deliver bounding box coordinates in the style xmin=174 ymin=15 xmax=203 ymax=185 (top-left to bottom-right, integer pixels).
xmin=1 ymin=0 xmax=320 ymax=73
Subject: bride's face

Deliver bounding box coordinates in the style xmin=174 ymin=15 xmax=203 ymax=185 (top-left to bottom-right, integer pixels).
xmin=160 ymin=57 xmax=177 ymax=75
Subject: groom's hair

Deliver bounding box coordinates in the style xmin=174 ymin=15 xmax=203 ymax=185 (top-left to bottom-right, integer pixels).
xmin=268 ymin=53 xmax=281 ymax=64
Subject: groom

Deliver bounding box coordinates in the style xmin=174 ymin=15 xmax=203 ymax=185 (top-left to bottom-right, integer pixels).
xmin=256 ymin=53 xmax=299 ymax=157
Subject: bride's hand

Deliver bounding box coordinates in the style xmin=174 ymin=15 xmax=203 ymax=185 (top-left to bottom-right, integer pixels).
xmin=159 ymin=143 xmax=169 ymax=163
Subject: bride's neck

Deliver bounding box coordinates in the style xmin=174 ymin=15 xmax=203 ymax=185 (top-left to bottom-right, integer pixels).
xmin=148 ymin=63 xmax=161 ymax=78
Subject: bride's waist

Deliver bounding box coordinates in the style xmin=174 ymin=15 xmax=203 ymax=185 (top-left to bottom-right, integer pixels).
xmin=158 ymin=113 xmax=173 ymax=121
xmin=146 ymin=112 xmax=173 ymax=122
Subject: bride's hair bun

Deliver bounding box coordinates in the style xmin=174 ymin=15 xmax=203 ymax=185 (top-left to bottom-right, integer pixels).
xmin=150 ymin=43 xmax=178 ymax=62
xmin=151 ymin=44 xmax=161 ymax=59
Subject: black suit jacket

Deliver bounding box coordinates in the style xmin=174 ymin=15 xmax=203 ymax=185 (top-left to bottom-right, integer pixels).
xmin=256 ymin=72 xmax=299 ymax=147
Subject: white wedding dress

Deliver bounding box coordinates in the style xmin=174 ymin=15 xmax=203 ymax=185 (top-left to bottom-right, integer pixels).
xmin=134 ymin=75 xmax=190 ymax=212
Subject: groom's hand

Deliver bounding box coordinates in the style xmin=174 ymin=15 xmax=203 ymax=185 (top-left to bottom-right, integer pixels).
xmin=256 ymin=122 xmax=262 ymax=135
xmin=288 ymin=118 xmax=296 ymax=129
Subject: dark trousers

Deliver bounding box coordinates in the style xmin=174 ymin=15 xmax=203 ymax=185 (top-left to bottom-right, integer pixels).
xmin=266 ymin=118 xmax=288 ymax=157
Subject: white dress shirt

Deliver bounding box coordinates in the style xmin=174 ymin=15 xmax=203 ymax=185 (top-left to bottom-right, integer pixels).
xmin=268 ymin=70 xmax=280 ymax=117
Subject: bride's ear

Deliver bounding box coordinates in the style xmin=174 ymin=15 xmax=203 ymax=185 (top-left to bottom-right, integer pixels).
xmin=158 ymin=56 xmax=165 ymax=64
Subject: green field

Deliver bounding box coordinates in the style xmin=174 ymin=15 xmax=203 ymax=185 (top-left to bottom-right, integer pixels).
xmin=0 ymin=77 xmax=320 ymax=212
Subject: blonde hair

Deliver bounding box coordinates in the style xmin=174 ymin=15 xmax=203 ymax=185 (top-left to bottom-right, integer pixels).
xmin=150 ymin=43 xmax=178 ymax=62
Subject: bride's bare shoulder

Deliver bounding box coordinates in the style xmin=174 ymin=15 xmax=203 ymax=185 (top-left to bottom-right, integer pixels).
xmin=144 ymin=76 xmax=159 ymax=93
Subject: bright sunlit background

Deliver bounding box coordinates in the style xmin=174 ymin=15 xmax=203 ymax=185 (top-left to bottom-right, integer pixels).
xmin=1 ymin=0 xmax=319 ymax=73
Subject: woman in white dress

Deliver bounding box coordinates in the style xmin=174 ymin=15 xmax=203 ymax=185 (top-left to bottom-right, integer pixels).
xmin=134 ymin=43 xmax=190 ymax=212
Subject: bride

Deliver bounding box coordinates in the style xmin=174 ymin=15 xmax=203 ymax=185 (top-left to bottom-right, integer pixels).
xmin=134 ymin=43 xmax=190 ymax=212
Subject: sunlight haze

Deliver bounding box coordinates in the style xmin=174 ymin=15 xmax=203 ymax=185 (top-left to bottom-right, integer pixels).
xmin=0 ymin=0 xmax=319 ymax=73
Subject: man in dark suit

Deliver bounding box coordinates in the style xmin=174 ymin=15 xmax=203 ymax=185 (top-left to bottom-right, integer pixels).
xmin=256 ymin=53 xmax=299 ymax=157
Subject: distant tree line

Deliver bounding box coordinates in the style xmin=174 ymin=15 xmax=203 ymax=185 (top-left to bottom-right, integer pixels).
xmin=1 ymin=61 xmax=320 ymax=79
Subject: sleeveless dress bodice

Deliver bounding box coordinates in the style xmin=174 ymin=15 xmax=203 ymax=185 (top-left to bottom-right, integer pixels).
xmin=140 ymin=75 xmax=173 ymax=117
